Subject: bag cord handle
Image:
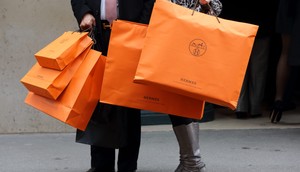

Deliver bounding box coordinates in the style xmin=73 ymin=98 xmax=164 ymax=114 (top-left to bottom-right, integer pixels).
xmin=191 ymin=0 xmax=220 ymax=23
xmin=73 ymin=26 xmax=97 ymax=47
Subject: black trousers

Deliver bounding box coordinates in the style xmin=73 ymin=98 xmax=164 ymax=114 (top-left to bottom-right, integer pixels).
xmin=91 ymin=108 xmax=141 ymax=172
xmin=90 ymin=22 xmax=142 ymax=172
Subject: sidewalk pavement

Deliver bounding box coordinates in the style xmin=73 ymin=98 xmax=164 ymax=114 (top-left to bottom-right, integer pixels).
xmin=1 ymin=107 xmax=300 ymax=172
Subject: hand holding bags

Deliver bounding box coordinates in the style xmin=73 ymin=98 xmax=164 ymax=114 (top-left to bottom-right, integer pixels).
xmin=25 ymin=50 xmax=105 ymax=130
xmin=134 ymin=0 xmax=259 ymax=109
xmin=35 ymin=31 xmax=93 ymax=70
xmin=100 ymin=20 xmax=205 ymax=119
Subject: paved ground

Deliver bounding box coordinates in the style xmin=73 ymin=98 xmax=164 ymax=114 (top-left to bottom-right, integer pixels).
xmin=1 ymin=107 xmax=300 ymax=172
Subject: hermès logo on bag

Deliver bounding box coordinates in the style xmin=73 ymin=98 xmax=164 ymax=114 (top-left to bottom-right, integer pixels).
xmin=138 ymin=95 xmax=164 ymax=105
xmin=189 ymin=39 xmax=207 ymax=56
xmin=143 ymin=96 xmax=160 ymax=102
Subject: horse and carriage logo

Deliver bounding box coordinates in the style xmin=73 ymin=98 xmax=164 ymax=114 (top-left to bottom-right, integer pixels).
xmin=189 ymin=39 xmax=207 ymax=57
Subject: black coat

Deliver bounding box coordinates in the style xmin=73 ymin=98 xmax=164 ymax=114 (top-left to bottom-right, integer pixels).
xmin=71 ymin=0 xmax=155 ymax=148
xmin=219 ymin=0 xmax=279 ymax=38
xmin=71 ymin=0 xmax=155 ymax=54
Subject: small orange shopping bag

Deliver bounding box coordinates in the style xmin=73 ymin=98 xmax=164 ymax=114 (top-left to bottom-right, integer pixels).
xmin=100 ymin=20 xmax=204 ymax=119
xmin=35 ymin=31 xmax=93 ymax=70
xmin=25 ymin=50 xmax=105 ymax=130
xmin=20 ymin=44 xmax=92 ymax=100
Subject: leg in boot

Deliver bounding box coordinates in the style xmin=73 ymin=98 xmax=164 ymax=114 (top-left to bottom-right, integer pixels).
xmin=173 ymin=122 xmax=206 ymax=172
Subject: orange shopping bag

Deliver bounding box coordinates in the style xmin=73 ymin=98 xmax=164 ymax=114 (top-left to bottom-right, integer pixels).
xmin=25 ymin=50 xmax=105 ymax=130
xmin=100 ymin=20 xmax=204 ymax=119
xmin=20 ymin=44 xmax=92 ymax=100
xmin=35 ymin=31 xmax=93 ymax=70
xmin=134 ymin=0 xmax=259 ymax=109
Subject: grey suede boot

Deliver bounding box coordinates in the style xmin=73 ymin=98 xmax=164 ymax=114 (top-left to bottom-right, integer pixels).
xmin=173 ymin=122 xmax=207 ymax=172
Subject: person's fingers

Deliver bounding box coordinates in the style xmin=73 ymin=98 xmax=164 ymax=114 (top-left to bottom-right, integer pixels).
xmin=80 ymin=14 xmax=95 ymax=30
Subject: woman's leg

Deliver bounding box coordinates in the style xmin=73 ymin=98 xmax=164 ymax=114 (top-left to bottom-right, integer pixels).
xmin=275 ymin=35 xmax=291 ymax=101
xmin=270 ymin=34 xmax=291 ymax=123
xmin=169 ymin=115 xmax=206 ymax=172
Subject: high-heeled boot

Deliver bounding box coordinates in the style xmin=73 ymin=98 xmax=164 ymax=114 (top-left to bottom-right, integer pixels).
xmin=173 ymin=122 xmax=207 ymax=172
xmin=270 ymin=100 xmax=284 ymax=123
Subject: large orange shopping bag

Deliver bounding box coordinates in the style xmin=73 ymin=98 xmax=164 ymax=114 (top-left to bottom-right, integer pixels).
xmin=134 ymin=0 xmax=259 ymax=110
xmin=20 ymin=44 xmax=92 ymax=100
xmin=25 ymin=50 xmax=105 ymax=130
xmin=35 ymin=31 xmax=93 ymax=70
xmin=100 ymin=20 xmax=204 ymax=119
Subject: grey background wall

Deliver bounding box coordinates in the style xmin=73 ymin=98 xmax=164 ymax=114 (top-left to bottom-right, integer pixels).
xmin=0 ymin=0 xmax=81 ymax=133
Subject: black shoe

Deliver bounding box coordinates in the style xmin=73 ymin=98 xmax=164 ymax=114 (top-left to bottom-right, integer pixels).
xmin=87 ymin=168 xmax=115 ymax=172
xmin=270 ymin=100 xmax=283 ymax=123
xmin=235 ymin=112 xmax=248 ymax=119
xmin=86 ymin=168 xmax=96 ymax=172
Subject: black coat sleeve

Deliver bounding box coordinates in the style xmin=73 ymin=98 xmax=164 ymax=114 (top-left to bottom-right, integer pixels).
xmin=139 ymin=0 xmax=155 ymax=24
xmin=118 ymin=0 xmax=155 ymax=24
xmin=70 ymin=0 xmax=93 ymax=25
